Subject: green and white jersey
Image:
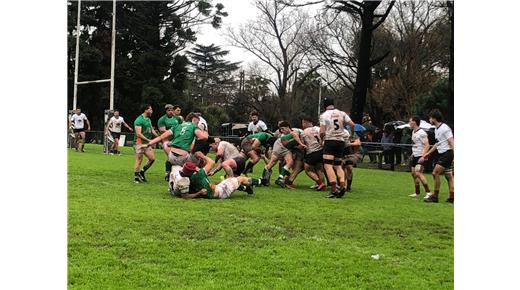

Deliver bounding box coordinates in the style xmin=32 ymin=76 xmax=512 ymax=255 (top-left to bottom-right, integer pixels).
xmin=189 ymin=169 xmax=214 ymax=198
xmin=248 ymin=132 xmax=273 ymax=146
xmin=280 ymin=131 xmax=299 ymax=149
xmin=133 ymin=114 xmax=153 ymax=145
xmin=170 ymin=122 xmax=199 ymax=151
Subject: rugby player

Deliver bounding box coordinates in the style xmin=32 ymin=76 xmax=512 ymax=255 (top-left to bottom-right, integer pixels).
xmin=407 ymin=116 xmax=432 ymax=198
xmin=69 ymin=108 xmax=91 ymax=152
xmin=104 ymin=109 xmax=133 ymax=155
xmin=208 ymin=138 xmax=248 ymax=178
xmin=133 ymin=104 xmax=159 ymax=183
xmin=241 ymin=131 xmax=275 ymax=174
xmin=301 ymin=117 xmax=326 ymax=191
xmin=319 ymin=97 xmax=356 ymax=198
xmin=157 ymin=104 xmax=182 ymax=180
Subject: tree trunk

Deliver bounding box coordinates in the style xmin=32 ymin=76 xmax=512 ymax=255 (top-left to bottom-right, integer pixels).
xmin=447 ymin=1 xmax=454 ymax=128
xmin=351 ymin=7 xmax=375 ymax=123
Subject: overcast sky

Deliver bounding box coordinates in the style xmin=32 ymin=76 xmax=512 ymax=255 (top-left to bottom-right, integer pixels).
xmin=194 ymin=0 xmax=259 ymax=66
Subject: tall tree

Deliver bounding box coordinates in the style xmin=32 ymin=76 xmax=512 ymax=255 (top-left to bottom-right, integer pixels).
xmin=186 ymin=43 xmax=241 ymax=104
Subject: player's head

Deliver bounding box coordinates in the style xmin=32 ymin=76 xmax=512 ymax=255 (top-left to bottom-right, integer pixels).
xmin=172 ymin=176 xmax=190 ymax=195
xmin=113 ymin=110 xmax=120 ymax=117
xmin=323 ymin=97 xmax=334 ymax=109
xmin=165 ymin=104 xmax=175 ymax=117
xmin=75 ymin=107 xmax=81 ymax=115
xmin=301 ymin=116 xmax=313 ymax=129
xmin=172 ymin=105 xmax=182 ymax=116
xmin=208 ymin=137 xmax=220 ymax=151
xmin=409 ymin=116 xmax=421 ymax=129
xmin=250 ymin=111 xmax=259 ymax=123
xmin=428 ymin=109 xmax=443 ymax=125
xmin=186 ymin=112 xmax=200 ymax=125
xmin=141 ymin=104 xmax=153 ymax=116
xmin=278 ymin=121 xmax=291 ymax=134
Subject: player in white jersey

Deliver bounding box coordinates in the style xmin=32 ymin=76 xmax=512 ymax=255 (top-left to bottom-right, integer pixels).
xmin=208 ymin=138 xmax=247 ymax=177
xmin=193 ymin=112 xmax=211 ymax=155
xmin=319 ymin=97 xmax=355 ymax=198
xmin=104 ymin=110 xmax=133 ymax=155
xmin=69 ymin=108 xmax=91 ymax=152
xmin=248 ymin=111 xmax=268 ymax=134
xmin=420 ymin=109 xmax=454 ymax=203
xmin=407 ymin=116 xmax=431 ymax=198
xmin=301 ymin=117 xmax=326 ymax=191
xmin=168 ymin=163 xmax=196 ymax=197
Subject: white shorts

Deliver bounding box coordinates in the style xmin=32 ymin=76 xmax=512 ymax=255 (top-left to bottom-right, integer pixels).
xmin=168 ymin=166 xmax=190 ymax=196
xmin=168 ymin=152 xmax=197 ymax=166
xmin=214 ymin=177 xmax=240 ymax=199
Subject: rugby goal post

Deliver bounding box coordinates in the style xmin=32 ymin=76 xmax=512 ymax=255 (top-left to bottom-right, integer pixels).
xmin=72 ymin=0 xmax=117 ymax=152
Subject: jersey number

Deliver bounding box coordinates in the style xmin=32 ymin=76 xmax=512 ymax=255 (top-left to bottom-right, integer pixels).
xmin=333 ymin=119 xmax=340 ymax=130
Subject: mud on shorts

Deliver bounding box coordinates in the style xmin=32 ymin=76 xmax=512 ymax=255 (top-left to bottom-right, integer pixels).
xmin=214 ymin=177 xmax=240 ymax=199
xmin=167 ymin=151 xmax=198 ymax=166
xmin=241 ymin=138 xmax=254 ymax=154
xmin=272 ymin=140 xmax=291 ymax=160
xmin=232 ymin=155 xmax=246 ymax=176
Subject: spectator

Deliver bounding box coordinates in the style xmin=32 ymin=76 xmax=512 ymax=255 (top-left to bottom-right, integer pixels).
xmin=381 ymin=125 xmax=395 ymax=170
xmin=400 ymin=127 xmax=412 ymax=166
xmin=394 ymin=128 xmax=403 ymax=166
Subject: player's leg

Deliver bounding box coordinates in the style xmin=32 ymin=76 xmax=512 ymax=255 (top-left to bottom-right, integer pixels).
xmin=344 ymin=164 xmax=353 ymax=192
xmin=333 ymin=157 xmax=346 ymax=196
xmin=275 ymin=152 xmax=293 ymax=188
xmin=286 ymin=156 xmax=303 ymax=189
xmin=139 ymin=147 xmax=156 ymax=182
xmin=134 ymin=150 xmax=144 ymax=183
xmin=79 ymin=131 xmax=86 ymax=152
xmin=244 ymin=150 xmax=260 ymax=174
xmin=425 ymin=164 xmax=444 ymax=203
xmin=445 ymin=168 xmax=454 ymax=203
xmin=409 ymin=166 xmax=421 ymax=197
xmin=221 ymin=159 xmax=237 ymax=178
xmin=415 ymin=164 xmax=431 ymax=197
xmin=162 ymin=141 xmax=173 ymax=181
xmin=261 ymin=153 xmax=279 ymax=185
xmin=113 ymin=137 xmax=120 ymax=154
xmin=304 ymin=163 xmax=320 ymax=184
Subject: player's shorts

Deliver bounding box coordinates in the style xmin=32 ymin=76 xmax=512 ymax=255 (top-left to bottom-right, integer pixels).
xmin=291 ymin=148 xmax=304 ymax=161
xmin=134 ymin=144 xmax=152 ymax=154
xmin=323 ymin=140 xmax=345 ymax=158
xmin=272 ymin=140 xmax=290 ymax=160
xmin=344 ymin=153 xmax=362 ymax=166
xmin=304 ymin=150 xmax=323 ymax=166
xmin=73 ymin=127 xmax=85 ymax=133
xmin=436 ymin=150 xmax=454 ymax=169
xmin=193 ymin=139 xmax=210 ymax=155
xmin=409 ymin=156 xmax=424 ymax=168
xmin=109 ymin=131 xmax=121 ymax=140
xmin=214 ymin=177 xmax=240 ymax=199
xmin=241 ymin=138 xmax=254 ymax=154
xmin=232 ymin=155 xmax=246 ymax=176
xmin=168 ymin=152 xmax=197 ymax=166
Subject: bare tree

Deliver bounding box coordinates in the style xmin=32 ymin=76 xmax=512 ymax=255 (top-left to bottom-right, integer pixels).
xmin=226 ymin=0 xmax=317 ymax=120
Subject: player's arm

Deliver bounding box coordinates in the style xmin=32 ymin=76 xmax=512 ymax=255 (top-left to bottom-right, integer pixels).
xmin=421 ymin=135 xmax=430 ymax=157
xmin=259 ymin=121 xmax=267 ymax=133
xmin=147 ymin=129 xmax=172 ymax=146
xmin=448 ymin=136 xmax=454 ymax=151
xmin=345 ymin=117 xmax=355 ymax=135
xmin=194 ymin=128 xmax=208 ymax=140
xmin=181 ymin=188 xmax=207 ymax=199
xmin=151 ymin=127 xmax=159 ymax=137
xmin=123 ymin=121 xmax=133 ymax=132
xmin=319 ymin=125 xmax=326 ymax=144
xmin=291 ymin=131 xmax=306 ymax=148
xmin=85 ymin=117 xmax=91 ymax=131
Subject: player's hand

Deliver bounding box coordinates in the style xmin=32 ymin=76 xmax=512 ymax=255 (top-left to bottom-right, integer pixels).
xmin=418 ymin=157 xmax=425 ymax=164
xmin=199 ymin=189 xmax=207 ymax=196
xmin=194 ymin=151 xmax=205 ymax=159
xmin=129 ymin=128 xmax=134 ymax=132
xmin=207 ymin=171 xmax=215 ymax=176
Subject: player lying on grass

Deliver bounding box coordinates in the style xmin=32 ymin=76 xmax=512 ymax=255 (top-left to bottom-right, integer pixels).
xmin=261 ymin=121 xmax=306 ymax=188
xmin=168 ymin=162 xmax=197 ymax=197
xmin=146 ymin=112 xmax=208 ymax=167
xmin=241 ymin=132 xmax=275 ymax=174
xmin=207 ymin=138 xmax=248 ymax=178
xmin=181 ymin=154 xmax=263 ymax=199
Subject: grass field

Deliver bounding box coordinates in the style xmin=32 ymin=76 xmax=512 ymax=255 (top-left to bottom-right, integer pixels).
xmin=68 ymin=144 xmax=453 ymax=289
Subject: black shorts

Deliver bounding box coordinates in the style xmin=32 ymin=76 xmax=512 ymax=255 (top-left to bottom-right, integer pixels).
xmin=109 ymin=131 xmax=121 ymax=139
xmin=232 ymin=155 xmax=246 ymax=176
xmin=323 ymin=140 xmax=345 ymax=158
xmin=73 ymin=128 xmax=85 ymax=133
xmin=304 ymin=150 xmax=323 ymax=166
xmin=291 ymin=148 xmax=304 ymax=161
xmin=409 ymin=156 xmax=423 ymax=168
xmin=343 ymin=145 xmax=353 ymax=157
xmin=436 ymin=150 xmax=454 ymax=169
xmin=193 ymin=139 xmax=210 ymax=155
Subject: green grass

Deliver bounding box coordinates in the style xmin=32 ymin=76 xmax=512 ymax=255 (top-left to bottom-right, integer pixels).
xmin=68 ymin=144 xmax=453 ymax=289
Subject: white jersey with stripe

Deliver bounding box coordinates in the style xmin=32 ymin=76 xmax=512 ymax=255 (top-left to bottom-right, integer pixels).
xmin=218 ymin=141 xmax=240 ymax=161
xmin=319 ymin=109 xmax=352 ymax=141
xmin=411 ymin=128 xmax=428 ymax=157
xmin=70 ymin=113 xmax=87 ymax=129
xmin=302 ymin=126 xmax=322 ymax=154
xmin=198 ymin=116 xmax=208 ymax=132
xmin=108 ymin=116 xmax=125 ymax=133
xmin=435 ymin=123 xmax=453 ymax=154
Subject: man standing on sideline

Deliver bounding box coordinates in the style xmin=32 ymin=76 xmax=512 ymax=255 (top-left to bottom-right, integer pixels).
xmin=420 ymin=109 xmax=454 ymax=203
xmin=408 ymin=116 xmax=432 ymax=198
xmin=133 ymin=104 xmax=158 ymax=183
xmin=69 ymin=108 xmax=91 ymax=152
xmin=248 ymin=111 xmax=268 ymax=134
xmin=158 ymin=104 xmax=182 ymax=180
xmin=319 ymin=97 xmax=355 ymax=198
xmin=104 ymin=109 xmax=133 ymax=155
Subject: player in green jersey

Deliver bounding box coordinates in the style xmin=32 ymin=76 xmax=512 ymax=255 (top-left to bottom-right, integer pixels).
xmin=133 ymin=104 xmax=159 ymax=183
xmin=241 ymin=131 xmax=275 ymax=175
xmin=158 ymin=104 xmax=182 ymax=181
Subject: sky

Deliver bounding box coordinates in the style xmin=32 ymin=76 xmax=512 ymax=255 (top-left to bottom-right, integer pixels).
xmin=194 ymin=0 xmax=260 ymax=66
